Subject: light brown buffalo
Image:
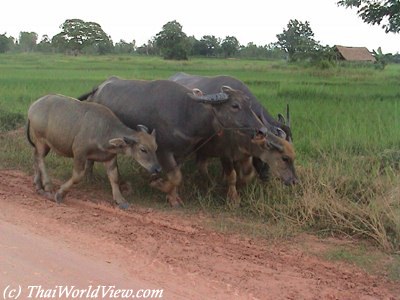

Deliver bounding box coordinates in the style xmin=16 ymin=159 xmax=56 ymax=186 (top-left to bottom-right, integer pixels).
xmin=27 ymin=94 xmax=160 ymax=209
xmin=196 ymin=130 xmax=297 ymax=206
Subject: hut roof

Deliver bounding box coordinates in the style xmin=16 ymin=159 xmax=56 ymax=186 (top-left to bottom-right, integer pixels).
xmin=335 ymin=45 xmax=376 ymax=62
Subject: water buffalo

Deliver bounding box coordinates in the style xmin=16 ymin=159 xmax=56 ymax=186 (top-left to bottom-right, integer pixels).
xmin=169 ymin=73 xmax=297 ymax=204
xmin=27 ymin=94 xmax=160 ymax=209
xmin=193 ymin=127 xmax=297 ymax=205
xmin=169 ymin=72 xmax=292 ymax=142
xmin=78 ymin=76 xmax=267 ymax=207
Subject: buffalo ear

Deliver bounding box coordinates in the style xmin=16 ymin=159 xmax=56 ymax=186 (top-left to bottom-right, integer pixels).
xmin=151 ymin=129 xmax=156 ymax=137
xmin=109 ymin=138 xmax=127 ymax=148
xmin=123 ymin=136 xmax=139 ymax=145
xmin=251 ymin=136 xmax=267 ymax=146
xmin=192 ymin=88 xmax=203 ymax=96
xmin=277 ymin=113 xmax=286 ymax=125
xmin=267 ymin=140 xmax=284 ymax=152
xmin=221 ymin=85 xmax=235 ymax=95
xmin=276 ymin=127 xmax=287 ymax=139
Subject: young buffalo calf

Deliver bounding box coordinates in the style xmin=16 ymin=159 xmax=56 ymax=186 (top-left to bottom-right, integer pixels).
xmin=27 ymin=94 xmax=160 ymax=209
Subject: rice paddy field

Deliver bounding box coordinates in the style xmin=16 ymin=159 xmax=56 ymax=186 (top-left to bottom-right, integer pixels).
xmin=0 ymin=53 xmax=399 ymax=252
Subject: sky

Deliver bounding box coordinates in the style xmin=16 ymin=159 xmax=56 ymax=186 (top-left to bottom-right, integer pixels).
xmin=1 ymin=0 xmax=399 ymax=54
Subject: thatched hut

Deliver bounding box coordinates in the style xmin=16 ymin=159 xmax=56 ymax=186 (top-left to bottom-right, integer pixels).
xmin=334 ymin=45 xmax=376 ymax=62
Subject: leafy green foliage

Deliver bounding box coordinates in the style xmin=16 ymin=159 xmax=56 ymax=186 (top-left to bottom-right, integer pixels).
xmin=221 ymin=36 xmax=240 ymax=58
xmin=155 ymin=20 xmax=189 ymax=60
xmin=19 ymin=32 xmax=38 ymax=52
xmin=337 ymin=0 xmax=400 ymax=33
xmin=52 ymin=19 xmax=113 ymax=55
xmin=191 ymin=35 xmax=221 ymax=57
xmin=276 ymin=19 xmax=320 ymax=62
xmin=36 ymin=35 xmax=52 ymax=53
xmin=114 ymin=39 xmax=136 ymax=54
xmin=0 ymin=34 xmax=13 ymax=53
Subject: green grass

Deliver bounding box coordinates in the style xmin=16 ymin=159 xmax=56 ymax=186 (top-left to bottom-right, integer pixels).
xmin=0 ymin=53 xmax=399 ymax=252
xmin=325 ymin=245 xmax=400 ymax=280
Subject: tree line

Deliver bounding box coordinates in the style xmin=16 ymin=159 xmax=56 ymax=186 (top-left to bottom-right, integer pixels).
xmin=0 ymin=18 xmax=288 ymax=60
xmin=1 ymin=0 xmax=399 ymax=63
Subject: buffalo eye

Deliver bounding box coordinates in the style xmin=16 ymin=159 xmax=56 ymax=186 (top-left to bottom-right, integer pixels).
xmin=140 ymin=147 xmax=148 ymax=154
xmin=282 ymin=156 xmax=290 ymax=163
xmin=231 ymin=103 xmax=241 ymax=110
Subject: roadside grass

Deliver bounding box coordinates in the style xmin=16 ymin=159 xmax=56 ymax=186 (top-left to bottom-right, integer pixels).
xmin=0 ymin=53 xmax=399 ymax=254
xmin=324 ymin=244 xmax=400 ymax=281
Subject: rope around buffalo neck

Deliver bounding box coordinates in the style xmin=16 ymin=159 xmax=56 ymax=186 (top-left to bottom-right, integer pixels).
xmin=182 ymin=126 xmax=257 ymax=161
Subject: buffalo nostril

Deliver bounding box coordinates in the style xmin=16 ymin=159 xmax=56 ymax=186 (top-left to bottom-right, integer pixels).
xmin=155 ymin=166 xmax=162 ymax=174
xmin=284 ymin=177 xmax=298 ymax=186
xmin=258 ymin=127 xmax=268 ymax=136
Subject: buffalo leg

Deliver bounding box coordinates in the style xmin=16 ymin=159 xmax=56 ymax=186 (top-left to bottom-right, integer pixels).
xmin=150 ymin=167 xmax=183 ymax=207
xmin=55 ymin=157 xmax=86 ymax=203
xmin=84 ymin=159 xmax=95 ymax=180
xmin=235 ymin=157 xmax=255 ymax=186
xmin=104 ymin=157 xmax=129 ymax=209
xmin=221 ymin=157 xmax=240 ymax=207
xmin=196 ymin=153 xmax=209 ymax=178
xmin=33 ymin=141 xmax=52 ymax=193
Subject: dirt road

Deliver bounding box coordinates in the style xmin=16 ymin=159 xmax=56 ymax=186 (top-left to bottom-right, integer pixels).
xmin=0 ymin=169 xmax=398 ymax=299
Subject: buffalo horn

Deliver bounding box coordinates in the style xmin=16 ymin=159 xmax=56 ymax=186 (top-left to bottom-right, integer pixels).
xmin=190 ymin=92 xmax=229 ymax=104
xmin=261 ymin=110 xmax=268 ymax=126
xmin=137 ymin=124 xmax=149 ymax=133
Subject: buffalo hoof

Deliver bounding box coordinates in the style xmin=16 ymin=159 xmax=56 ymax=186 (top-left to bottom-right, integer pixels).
xmin=54 ymin=192 xmax=64 ymax=204
xmin=37 ymin=189 xmax=54 ymax=200
xmin=149 ymin=177 xmax=163 ymax=189
xmin=44 ymin=183 xmax=54 ymax=193
xmin=118 ymin=202 xmax=130 ymax=210
xmin=227 ymin=192 xmax=240 ymax=209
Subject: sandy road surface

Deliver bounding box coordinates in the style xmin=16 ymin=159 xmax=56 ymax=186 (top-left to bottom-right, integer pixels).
xmin=0 ymin=169 xmax=398 ymax=300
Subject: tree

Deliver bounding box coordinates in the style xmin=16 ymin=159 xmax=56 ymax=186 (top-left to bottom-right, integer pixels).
xmin=0 ymin=33 xmax=13 ymax=53
xmin=114 ymin=39 xmax=136 ymax=54
xmin=190 ymin=35 xmax=221 ymax=56
xmin=221 ymin=36 xmax=240 ymax=58
xmin=36 ymin=35 xmax=52 ymax=53
xmin=136 ymin=39 xmax=158 ymax=56
xmin=276 ymin=19 xmax=319 ymax=62
xmin=19 ymin=31 xmax=38 ymax=52
xmin=337 ymin=0 xmax=400 ymax=33
xmin=201 ymin=35 xmax=221 ymax=56
xmin=52 ymin=19 xmax=113 ymax=55
xmin=155 ymin=20 xmax=189 ymax=60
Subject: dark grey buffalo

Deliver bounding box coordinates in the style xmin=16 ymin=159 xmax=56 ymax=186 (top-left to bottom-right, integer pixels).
xmin=169 ymin=72 xmax=292 ymax=142
xmin=169 ymin=73 xmax=297 ymax=204
xmin=78 ymin=77 xmax=266 ymax=207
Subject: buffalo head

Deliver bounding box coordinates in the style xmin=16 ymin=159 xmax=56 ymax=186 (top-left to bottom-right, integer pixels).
xmin=250 ymin=133 xmax=298 ymax=185
xmin=189 ymin=86 xmax=266 ymax=137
